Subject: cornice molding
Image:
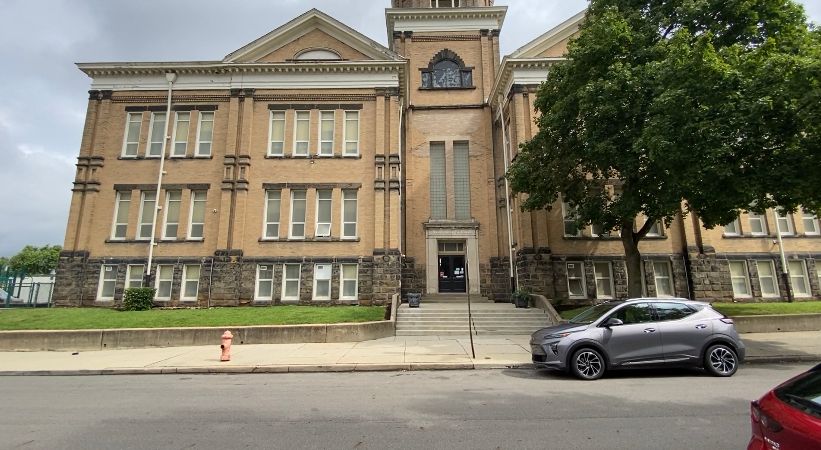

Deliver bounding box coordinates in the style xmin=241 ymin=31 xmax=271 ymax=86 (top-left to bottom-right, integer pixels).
xmin=386 ymin=6 xmax=507 ymax=36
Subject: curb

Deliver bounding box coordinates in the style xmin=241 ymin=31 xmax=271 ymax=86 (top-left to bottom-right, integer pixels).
xmin=0 ymin=361 xmax=533 ymax=377
xmin=744 ymin=355 xmax=821 ymax=365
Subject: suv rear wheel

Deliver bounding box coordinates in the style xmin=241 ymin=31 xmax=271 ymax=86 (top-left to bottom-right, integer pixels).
xmin=570 ymin=348 xmax=605 ymax=380
xmin=704 ymin=344 xmax=738 ymax=377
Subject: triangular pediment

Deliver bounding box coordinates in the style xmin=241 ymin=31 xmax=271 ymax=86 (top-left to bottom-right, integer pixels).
xmin=224 ymin=9 xmax=403 ymax=63
xmin=509 ymin=9 xmax=585 ymax=59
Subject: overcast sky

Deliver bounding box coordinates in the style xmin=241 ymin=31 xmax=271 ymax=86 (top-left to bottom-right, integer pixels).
xmin=0 ymin=0 xmax=818 ymax=257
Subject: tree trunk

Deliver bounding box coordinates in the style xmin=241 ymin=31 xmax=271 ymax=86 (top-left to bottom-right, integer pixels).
xmin=621 ymin=228 xmax=644 ymax=298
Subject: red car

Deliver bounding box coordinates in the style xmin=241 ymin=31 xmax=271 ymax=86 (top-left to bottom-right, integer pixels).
xmin=748 ymin=363 xmax=821 ymax=450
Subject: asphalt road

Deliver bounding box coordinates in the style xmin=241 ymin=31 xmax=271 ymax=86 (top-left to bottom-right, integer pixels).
xmin=0 ymin=364 xmax=811 ymax=450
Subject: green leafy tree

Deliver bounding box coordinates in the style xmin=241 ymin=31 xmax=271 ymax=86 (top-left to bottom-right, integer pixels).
xmin=8 ymin=245 xmax=62 ymax=275
xmin=508 ymin=0 xmax=819 ymax=297
xmin=0 ymin=256 xmax=8 ymax=271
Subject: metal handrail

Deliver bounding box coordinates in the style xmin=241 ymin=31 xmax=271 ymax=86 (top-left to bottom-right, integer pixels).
xmin=465 ymin=260 xmax=476 ymax=358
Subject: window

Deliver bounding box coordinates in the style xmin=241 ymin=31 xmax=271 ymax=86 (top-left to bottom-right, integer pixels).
xmin=126 ymin=265 xmax=144 ymax=289
xmin=593 ymin=262 xmax=614 ymax=299
xmin=729 ymin=261 xmax=751 ymax=298
xmin=454 ymin=141 xmax=470 ymax=220
xmin=421 ymin=49 xmax=473 ymax=89
xmin=724 ymin=218 xmax=741 ymax=236
xmin=97 ymin=265 xmax=117 ymax=301
xmin=188 ymin=191 xmax=206 ymax=239
xmin=147 ymin=112 xmax=166 ymax=157
xmin=653 ymin=302 xmax=696 ymax=321
xmin=756 ymin=260 xmax=780 ymax=298
xmin=155 ymin=265 xmax=174 ymax=301
xmin=653 ymin=261 xmax=674 ymax=297
xmin=111 ymin=191 xmax=131 ymax=240
xmin=137 ymin=191 xmax=157 ymax=240
xmin=342 ymin=190 xmax=358 ymax=239
xmin=294 ymin=111 xmax=310 ymax=156
xmin=171 ymin=112 xmax=190 ymax=157
xmin=566 ymin=262 xmax=586 ymax=298
xmin=801 ymin=208 xmax=819 ymax=235
xmin=341 ymin=264 xmax=358 ymax=300
xmin=315 ymin=190 xmax=332 ymax=237
xmin=263 ymin=190 xmax=281 ymax=239
xmin=610 ymin=303 xmax=654 ymax=325
xmin=182 ymin=264 xmax=200 ymax=301
xmin=562 ymin=201 xmax=581 ymax=237
xmin=282 ymin=264 xmax=301 ymax=301
xmin=431 ymin=0 xmax=459 ymax=6
xmin=290 ymin=190 xmax=306 ymax=239
xmin=344 ymin=111 xmax=359 ymax=156
xmin=789 ymin=260 xmax=811 ymax=298
xmin=645 ymin=219 xmax=663 ymax=237
xmin=196 ymin=111 xmax=214 ymax=157
xmin=122 ymin=112 xmax=142 ymax=157
xmin=313 ymin=264 xmax=332 ymax=300
xmin=268 ymin=111 xmax=286 ymax=156
xmin=776 ymin=209 xmax=794 ymax=236
xmin=255 ymin=265 xmax=274 ymax=301
xmin=590 ymin=223 xmax=609 ymax=237
xmin=429 ymin=142 xmax=447 ymax=219
xmin=748 ymin=212 xmax=768 ymax=236
xmin=319 ymin=111 xmax=335 ymax=156
xmin=162 ymin=191 xmax=181 ymax=240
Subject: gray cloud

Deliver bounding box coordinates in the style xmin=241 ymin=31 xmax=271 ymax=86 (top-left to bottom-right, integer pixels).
xmin=0 ymin=0 xmax=817 ymax=256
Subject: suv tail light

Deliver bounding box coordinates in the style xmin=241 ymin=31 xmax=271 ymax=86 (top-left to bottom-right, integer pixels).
xmin=751 ymin=401 xmax=783 ymax=432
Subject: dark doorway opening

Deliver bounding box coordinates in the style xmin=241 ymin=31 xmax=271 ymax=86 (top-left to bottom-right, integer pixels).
xmin=438 ymin=255 xmax=466 ymax=293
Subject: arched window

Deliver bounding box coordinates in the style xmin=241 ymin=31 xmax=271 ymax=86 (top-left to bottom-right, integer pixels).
xmin=295 ymin=48 xmax=342 ymax=61
xmin=421 ymin=49 xmax=473 ymax=89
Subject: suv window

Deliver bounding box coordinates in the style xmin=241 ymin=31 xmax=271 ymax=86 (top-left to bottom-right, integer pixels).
xmin=653 ymin=302 xmax=696 ymax=321
xmin=609 ymin=303 xmax=654 ymax=325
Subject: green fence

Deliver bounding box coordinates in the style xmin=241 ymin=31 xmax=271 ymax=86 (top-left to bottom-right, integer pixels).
xmin=1 ymin=269 xmax=54 ymax=308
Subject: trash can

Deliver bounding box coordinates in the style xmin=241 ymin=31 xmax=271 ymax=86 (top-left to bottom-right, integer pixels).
xmin=407 ymin=293 xmax=421 ymax=308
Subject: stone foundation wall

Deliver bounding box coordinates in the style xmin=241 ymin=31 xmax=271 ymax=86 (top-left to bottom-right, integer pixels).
xmin=401 ymin=256 xmax=425 ymax=298
xmin=515 ymin=248 xmax=554 ymax=299
xmin=52 ymin=251 xmax=396 ymax=307
xmin=488 ymin=257 xmax=512 ymax=302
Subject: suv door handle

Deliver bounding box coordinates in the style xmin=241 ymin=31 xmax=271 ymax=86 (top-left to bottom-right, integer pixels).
xmin=695 ymin=324 xmax=707 ymax=329
xmin=644 ymin=328 xmax=656 ymax=333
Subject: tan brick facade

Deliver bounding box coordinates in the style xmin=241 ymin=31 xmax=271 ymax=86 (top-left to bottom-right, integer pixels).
xmin=56 ymin=5 xmax=820 ymax=308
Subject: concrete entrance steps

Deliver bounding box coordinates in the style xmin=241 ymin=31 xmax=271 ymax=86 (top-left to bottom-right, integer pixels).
xmin=396 ymin=302 xmax=556 ymax=336
xmin=420 ymin=293 xmax=494 ymax=303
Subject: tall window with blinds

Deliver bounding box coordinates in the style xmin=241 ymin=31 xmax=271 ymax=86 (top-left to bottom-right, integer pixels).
xmin=453 ymin=141 xmax=471 ymax=220
xmin=429 ymin=142 xmax=447 ymax=220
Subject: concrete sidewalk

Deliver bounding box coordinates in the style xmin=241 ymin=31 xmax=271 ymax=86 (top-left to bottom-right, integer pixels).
xmin=0 ymin=331 xmax=818 ymax=376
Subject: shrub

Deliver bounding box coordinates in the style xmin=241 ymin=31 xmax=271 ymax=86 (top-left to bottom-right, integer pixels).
xmin=511 ymin=290 xmax=531 ymax=308
xmin=123 ymin=287 xmax=156 ymax=311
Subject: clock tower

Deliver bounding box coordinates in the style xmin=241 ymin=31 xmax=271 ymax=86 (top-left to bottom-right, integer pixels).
xmin=387 ymin=0 xmax=507 ymax=297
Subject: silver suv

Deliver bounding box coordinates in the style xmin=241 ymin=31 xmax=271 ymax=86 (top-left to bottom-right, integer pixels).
xmin=530 ymin=298 xmax=746 ymax=380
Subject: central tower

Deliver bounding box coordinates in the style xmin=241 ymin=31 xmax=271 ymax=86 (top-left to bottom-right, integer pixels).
xmin=387 ymin=0 xmax=507 ymax=297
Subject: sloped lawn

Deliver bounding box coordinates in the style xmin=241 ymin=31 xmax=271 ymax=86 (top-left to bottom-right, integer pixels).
xmin=557 ymin=301 xmax=821 ymax=320
xmin=0 ymin=306 xmax=386 ymax=330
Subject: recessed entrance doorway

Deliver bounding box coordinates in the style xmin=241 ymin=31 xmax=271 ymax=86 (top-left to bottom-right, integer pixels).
xmin=438 ymin=241 xmax=466 ymax=293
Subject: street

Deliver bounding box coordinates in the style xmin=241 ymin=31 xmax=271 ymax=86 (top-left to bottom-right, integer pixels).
xmin=0 ymin=364 xmax=811 ymax=450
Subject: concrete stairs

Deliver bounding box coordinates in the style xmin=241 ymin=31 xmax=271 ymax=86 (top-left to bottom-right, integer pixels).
xmin=396 ymin=294 xmax=556 ymax=336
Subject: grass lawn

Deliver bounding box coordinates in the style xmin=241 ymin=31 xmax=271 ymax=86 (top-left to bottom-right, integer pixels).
xmin=0 ymin=306 xmax=386 ymax=331
xmin=556 ymin=300 xmax=821 ymax=320
xmin=710 ymin=300 xmax=821 ymax=316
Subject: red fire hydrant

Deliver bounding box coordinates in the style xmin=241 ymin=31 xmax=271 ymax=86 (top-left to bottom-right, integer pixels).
xmin=220 ymin=330 xmax=233 ymax=362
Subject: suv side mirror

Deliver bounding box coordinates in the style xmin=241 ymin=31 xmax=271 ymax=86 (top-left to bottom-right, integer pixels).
xmin=603 ymin=317 xmax=624 ymax=328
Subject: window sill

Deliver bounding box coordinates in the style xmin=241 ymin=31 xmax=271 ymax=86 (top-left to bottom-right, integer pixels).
xmin=264 ymin=154 xmax=362 ymax=160
xmin=723 ymin=234 xmax=819 ymax=239
xmin=118 ymin=155 xmax=213 ymax=161
xmin=418 ymin=86 xmax=476 ymax=91
xmin=95 ymin=299 xmax=115 ymax=303
xmin=263 ymin=237 xmax=360 ymax=243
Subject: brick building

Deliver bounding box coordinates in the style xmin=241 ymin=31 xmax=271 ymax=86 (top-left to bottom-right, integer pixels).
xmin=54 ymin=1 xmax=821 ymax=307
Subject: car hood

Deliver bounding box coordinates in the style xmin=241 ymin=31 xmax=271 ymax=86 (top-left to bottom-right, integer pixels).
xmin=531 ymin=322 xmax=588 ymax=341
